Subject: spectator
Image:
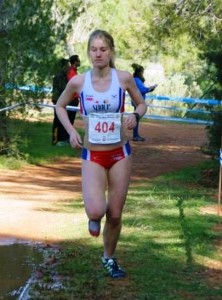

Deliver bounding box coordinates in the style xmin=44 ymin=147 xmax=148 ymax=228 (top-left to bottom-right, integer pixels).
xmin=52 ymin=58 xmax=70 ymax=146
xmin=66 ymin=54 xmax=81 ymax=133
xmin=131 ymin=63 xmax=157 ymax=141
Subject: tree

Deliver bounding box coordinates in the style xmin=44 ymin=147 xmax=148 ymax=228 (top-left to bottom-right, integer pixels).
xmin=147 ymin=0 xmax=222 ymax=153
xmin=0 ymin=0 xmax=81 ymax=155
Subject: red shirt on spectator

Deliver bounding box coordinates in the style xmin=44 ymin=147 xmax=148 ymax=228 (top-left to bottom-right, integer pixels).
xmin=67 ymin=66 xmax=78 ymax=81
xmin=67 ymin=66 xmax=79 ymax=100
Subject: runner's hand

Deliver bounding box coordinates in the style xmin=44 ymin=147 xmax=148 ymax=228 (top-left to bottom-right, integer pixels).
xmin=123 ymin=114 xmax=137 ymax=130
xmin=69 ymin=130 xmax=82 ymax=148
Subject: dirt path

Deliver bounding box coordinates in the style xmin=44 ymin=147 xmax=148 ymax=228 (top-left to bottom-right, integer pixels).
xmin=0 ymin=121 xmax=213 ymax=244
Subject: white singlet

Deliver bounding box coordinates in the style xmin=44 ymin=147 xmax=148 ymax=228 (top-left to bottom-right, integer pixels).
xmin=79 ymin=68 xmax=125 ymax=116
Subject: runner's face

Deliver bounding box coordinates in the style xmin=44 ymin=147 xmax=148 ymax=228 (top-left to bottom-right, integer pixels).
xmin=89 ymin=37 xmax=112 ymax=68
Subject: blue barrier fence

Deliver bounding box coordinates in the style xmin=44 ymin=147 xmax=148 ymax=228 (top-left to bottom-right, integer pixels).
xmin=0 ymin=101 xmax=216 ymax=125
xmin=2 ymin=83 xmax=222 ymax=125
xmin=126 ymin=92 xmax=221 ymax=125
xmin=4 ymin=83 xmax=52 ymax=93
xmin=146 ymin=94 xmax=221 ymax=106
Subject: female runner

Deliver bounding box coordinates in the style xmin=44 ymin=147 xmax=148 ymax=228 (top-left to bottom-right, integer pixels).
xmin=56 ymin=29 xmax=147 ymax=278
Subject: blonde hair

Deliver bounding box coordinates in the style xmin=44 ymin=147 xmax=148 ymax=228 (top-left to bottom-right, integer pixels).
xmin=87 ymin=29 xmax=115 ymax=68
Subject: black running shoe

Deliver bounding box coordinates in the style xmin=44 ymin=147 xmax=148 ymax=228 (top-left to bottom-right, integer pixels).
xmin=133 ymin=136 xmax=145 ymax=142
xmin=101 ymin=257 xmax=126 ymax=278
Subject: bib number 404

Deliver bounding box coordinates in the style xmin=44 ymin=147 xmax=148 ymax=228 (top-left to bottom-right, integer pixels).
xmin=94 ymin=121 xmax=115 ymax=133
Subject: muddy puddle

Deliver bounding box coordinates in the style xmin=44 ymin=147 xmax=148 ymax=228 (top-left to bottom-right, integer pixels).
xmin=0 ymin=239 xmax=42 ymax=299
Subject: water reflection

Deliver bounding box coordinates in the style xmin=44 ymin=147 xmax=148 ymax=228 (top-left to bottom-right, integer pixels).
xmin=0 ymin=242 xmax=42 ymax=299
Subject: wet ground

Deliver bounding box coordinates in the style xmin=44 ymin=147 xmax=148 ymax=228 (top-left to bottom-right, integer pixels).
xmin=0 ymin=241 xmax=42 ymax=299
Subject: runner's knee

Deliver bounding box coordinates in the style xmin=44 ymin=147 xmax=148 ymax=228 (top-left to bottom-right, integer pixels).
xmin=85 ymin=206 xmax=106 ymax=221
xmin=106 ymin=216 xmax=122 ymax=227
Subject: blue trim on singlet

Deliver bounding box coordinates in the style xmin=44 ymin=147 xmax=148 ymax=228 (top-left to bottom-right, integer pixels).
xmin=116 ymin=87 xmax=122 ymax=112
xmin=80 ymin=91 xmax=87 ymax=115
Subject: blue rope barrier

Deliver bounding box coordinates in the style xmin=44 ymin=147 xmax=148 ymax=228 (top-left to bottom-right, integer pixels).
xmin=4 ymin=84 xmax=222 ymax=105
xmin=4 ymin=83 xmax=52 ymax=93
xmin=146 ymin=94 xmax=222 ymax=105
xmin=1 ymin=90 xmax=220 ymax=125
xmin=145 ymin=114 xmax=213 ymax=125
xmin=1 ymin=102 xmax=212 ymax=125
xmin=148 ymin=104 xmax=211 ymax=114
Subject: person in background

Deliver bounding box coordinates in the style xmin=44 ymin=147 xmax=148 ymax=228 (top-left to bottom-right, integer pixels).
xmin=66 ymin=54 xmax=81 ymax=133
xmin=131 ymin=63 xmax=157 ymax=142
xmin=52 ymin=55 xmax=81 ymax=146
xmin=67 ymin=54 xmax=81 ymax=82
xmin=56 ymin=29 xmax=147 ymax=279
xmin=52 ymin=58 xmax=70 ymax=146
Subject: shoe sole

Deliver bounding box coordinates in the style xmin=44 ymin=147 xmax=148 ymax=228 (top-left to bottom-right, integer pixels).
xmin=88 ymin=220 xmax=101 ymax=237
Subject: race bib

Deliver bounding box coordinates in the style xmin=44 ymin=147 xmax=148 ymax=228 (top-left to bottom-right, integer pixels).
xmin=88 ymin=113 xmax=121 ymax=144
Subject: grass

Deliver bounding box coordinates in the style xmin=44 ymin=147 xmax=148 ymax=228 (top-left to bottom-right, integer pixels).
xmin=29 ymin=171 xmax=222 ymax=300
xmin=1 ymin=117 xmax=222 ymax=299
xmin=0 ymin=116 xmax=84 ymax=168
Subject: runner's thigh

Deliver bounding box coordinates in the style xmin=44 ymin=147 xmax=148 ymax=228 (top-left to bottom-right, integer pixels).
xmin=107 ymin=155 xmax=132 ymax=215
xmin=82 ymin=160 xmax=107 ymax=212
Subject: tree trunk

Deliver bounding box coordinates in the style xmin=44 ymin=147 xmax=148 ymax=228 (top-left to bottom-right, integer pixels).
xmin=0 ymin=90 xmax=10 ymax=155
